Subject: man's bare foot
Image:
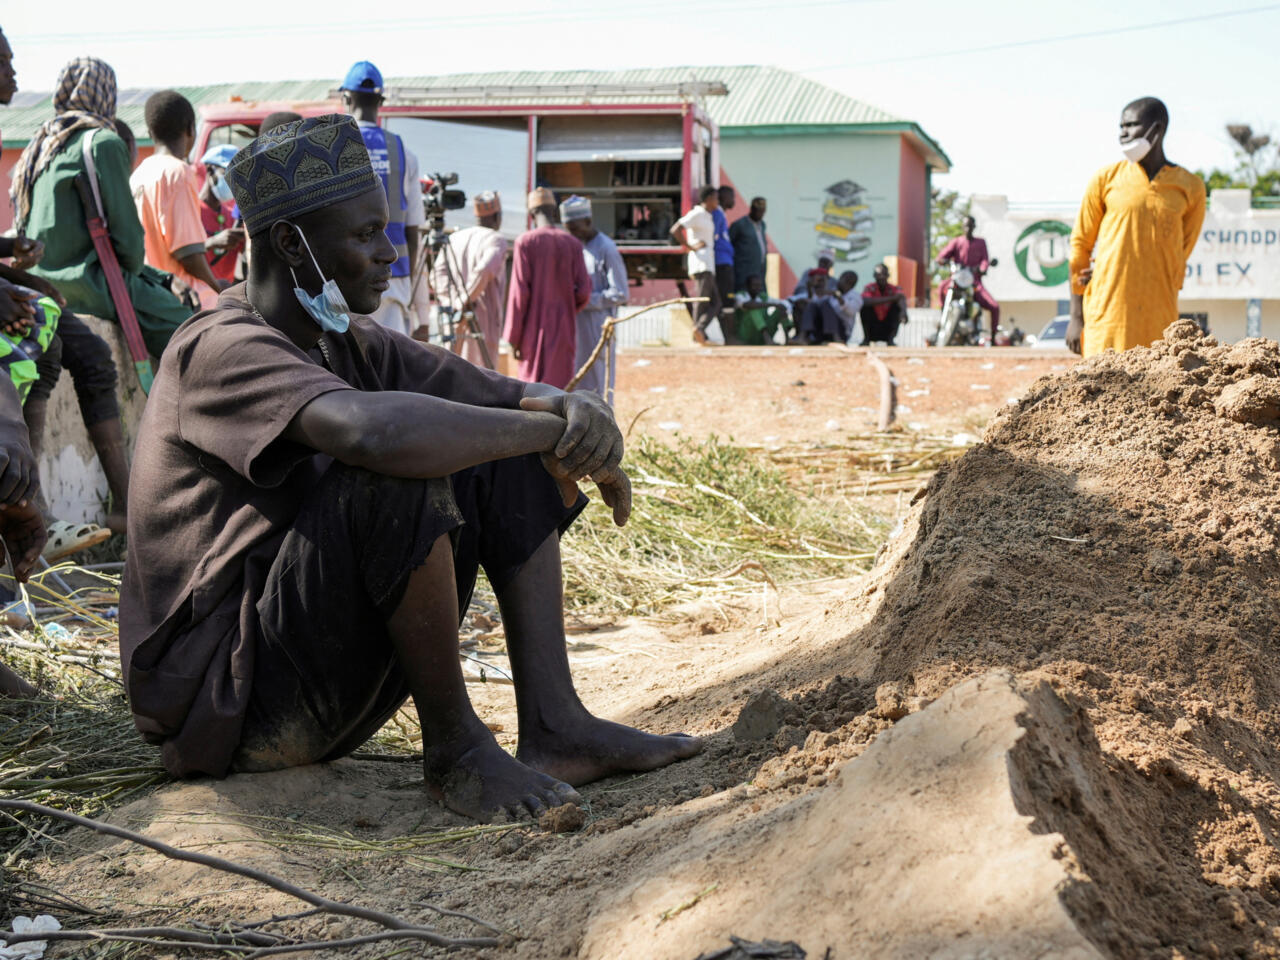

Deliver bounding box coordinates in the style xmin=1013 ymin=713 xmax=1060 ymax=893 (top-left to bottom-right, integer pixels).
xmin=516 ymin=714 xmax=703 ymax=786
xmin=423 ymin=733 xmax=581 ymax=822
xmin=692 ymin=328 xmax=710 ymax=346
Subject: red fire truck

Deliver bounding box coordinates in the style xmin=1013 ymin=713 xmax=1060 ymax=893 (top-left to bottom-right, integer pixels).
xmin=193 ymin=81 xmax=725 ymax=282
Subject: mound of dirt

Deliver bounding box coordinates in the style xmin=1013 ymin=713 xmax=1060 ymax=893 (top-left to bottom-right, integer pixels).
xmin=22 ymin=322 xmax=1280 ymax=959
xmin=763 ymin=321 xmax=1280 ymax=957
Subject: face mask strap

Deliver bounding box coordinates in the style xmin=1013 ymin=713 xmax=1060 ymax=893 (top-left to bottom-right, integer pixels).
xmin=277 ymin=220 xmax=326 ymax=291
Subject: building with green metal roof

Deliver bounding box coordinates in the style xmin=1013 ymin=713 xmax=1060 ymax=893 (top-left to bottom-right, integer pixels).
xmin=2 ymin=65 xmax=948 ymax=298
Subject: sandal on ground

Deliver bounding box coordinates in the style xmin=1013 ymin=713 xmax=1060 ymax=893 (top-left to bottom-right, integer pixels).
xmin=42 ymin=519 xmax=112 ymax=563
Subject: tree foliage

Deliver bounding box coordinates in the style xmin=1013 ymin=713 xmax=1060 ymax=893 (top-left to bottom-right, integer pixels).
xmin=929 ymin=188 xmax=970 ymax=287
xmin=1198 ymin=123 xmax=1279 ymax=200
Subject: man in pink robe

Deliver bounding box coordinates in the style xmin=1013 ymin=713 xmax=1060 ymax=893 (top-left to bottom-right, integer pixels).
xmin=503 ymin=188 xmax=591 ymax=388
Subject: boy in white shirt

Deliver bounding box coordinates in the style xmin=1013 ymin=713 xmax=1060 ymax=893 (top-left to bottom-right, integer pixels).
xmin=670 ymin=185 xmax=720 ymax=345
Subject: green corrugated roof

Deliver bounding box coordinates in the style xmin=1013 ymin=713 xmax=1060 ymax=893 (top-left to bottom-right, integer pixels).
xmin=2 ymin=65 xmax=949 ymax=168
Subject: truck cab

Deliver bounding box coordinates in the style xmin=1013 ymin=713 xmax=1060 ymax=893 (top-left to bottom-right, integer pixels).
xmin=194 ymin=82 xmax=724 ymax=283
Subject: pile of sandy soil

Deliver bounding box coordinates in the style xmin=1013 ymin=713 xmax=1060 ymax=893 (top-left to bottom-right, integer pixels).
xmin=20 ymin=321 xmax=1280 ymax=958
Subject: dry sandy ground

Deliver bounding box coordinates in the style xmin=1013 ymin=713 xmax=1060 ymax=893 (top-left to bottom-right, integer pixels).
xmin=17 ymin=346 xmax=1118 ymax=959
xmin=613 ymin=345 xmax=1076 ymax=443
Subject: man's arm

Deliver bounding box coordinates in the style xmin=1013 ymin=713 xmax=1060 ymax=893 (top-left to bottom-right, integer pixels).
xmin=598 ymin=243 xmax=629 ymax=311
xmin=572 ymin=243 xmax=592 ymax=312
xmin=1181 ymin=180 xmax=1207 ymax=264
xmin=936 ymin=236 xmax=959 ymax=265
xmin=286 ymin=390 xmax=564 ymax=479
xmin=177 ymin=248 xmax=228 ymax=293
xmin=1067 ymin=171 xmax=1106 ymax=355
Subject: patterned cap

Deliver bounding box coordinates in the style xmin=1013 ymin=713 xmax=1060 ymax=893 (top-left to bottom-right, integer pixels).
xmin=559 ymin=195 xmax=591 ymax=222
xmin=226 ymin=114 xmax=382 ymax=236
xmin=473 ymin=190 xmax=501 ymax=217
xmin=527 ymin=187 xmax=556 ymax=212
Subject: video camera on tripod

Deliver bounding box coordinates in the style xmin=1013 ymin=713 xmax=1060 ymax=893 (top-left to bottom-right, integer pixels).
xmin=422 ymin=171 xmax=466 ymax=253
xmin=411 ymin=173 xmax=497 ymax=369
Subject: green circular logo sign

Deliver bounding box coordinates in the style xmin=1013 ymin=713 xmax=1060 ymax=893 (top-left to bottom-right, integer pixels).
xmin=1014 ymin=220 xmax=1072 ymax=287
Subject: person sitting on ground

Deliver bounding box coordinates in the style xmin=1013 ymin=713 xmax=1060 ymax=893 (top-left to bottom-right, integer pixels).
xmin=733 ymin=274 xmax=790 ymax=345
xmin=797 ymin=270 xmax=862 ymax=344
xmin=859 ymin=263 xmax=908 ymax=346
xmin=795 ymin=250 xmax=835 ymax=297
xmin=119 ymin=115 xmax=701 ymax=821
xmin=131 ymin=90 xmax=233 ymax=311
xmin=197 ymin=144 xmax=246 ymax=286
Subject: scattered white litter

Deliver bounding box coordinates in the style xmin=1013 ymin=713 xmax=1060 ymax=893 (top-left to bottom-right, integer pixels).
xmin=907 ymin=421 xmax=925 ymax=431
xmin=917 ymin=377 xmax=931 ymax=383
xmin=788 ymin=347 xmax=804 ymax=355
xmin=824 ymin=419 xmax=841 ymax=430
xmin=979 ymin=361 xmax=995 ymax=370
xmin=905 ymin=388 xmax=930 ymax=398
xmin=1051 ymin=364 xmax=1067 ymax=370
xmin=896 ymin=404 xmax=913 ymax=414
xmin=907 ymin=357 xmax=925 ymax=365
xmin=1007 ymin=396 xmax=1021 ymax=405
xmin=760 ymin=349 xmax=775 ymax=356
xmin=649 ymin=386 xmax=668 ymax=393
xmin=657 ymin=421 xmax=683 ymax=431
xmin=632 ymin=358 xmax=652 ymax=367
xmin=950 ymin=432 xmax=978 ymax=446
xmin=970 ymin=384 xmax=991 ymax=391
xmin=1013 ymin=364 xmax=1029 ymax=371
xmin=762 ymin=435 xmax=780 ymax=444
xmin=0 ymin=915 xmax=60 ymax=959
xmin=889 ymin=376 xmax=900 ymax=386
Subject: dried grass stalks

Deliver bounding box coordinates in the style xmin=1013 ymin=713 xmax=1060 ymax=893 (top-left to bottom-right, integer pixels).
xmin=560 ymin=434 xmax=888 ymax=614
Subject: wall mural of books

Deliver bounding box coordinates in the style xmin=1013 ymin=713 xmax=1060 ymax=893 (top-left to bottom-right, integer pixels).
xmin=814 ymin=179 xmax=874 ymax=262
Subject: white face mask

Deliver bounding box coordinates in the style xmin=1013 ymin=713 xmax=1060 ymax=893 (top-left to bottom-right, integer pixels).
xmin=1121 ymin=136 xmax=1152 ymax=163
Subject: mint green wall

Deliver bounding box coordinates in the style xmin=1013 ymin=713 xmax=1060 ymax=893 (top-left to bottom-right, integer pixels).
xmin=719 ymin=131 xmax=903 ymax=286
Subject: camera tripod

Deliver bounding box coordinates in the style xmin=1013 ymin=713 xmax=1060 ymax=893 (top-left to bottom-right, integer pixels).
xmin=410 ymin=225 xmax=495 ymax=371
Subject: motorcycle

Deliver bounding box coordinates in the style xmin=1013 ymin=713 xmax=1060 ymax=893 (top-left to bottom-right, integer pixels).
xmin=932 ymin=258 xmax=997 ymax=346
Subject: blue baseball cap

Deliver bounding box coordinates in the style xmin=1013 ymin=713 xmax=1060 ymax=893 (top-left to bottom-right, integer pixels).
xmin=340 ymin=61 xmax=383 ymax=94
xmin=200 ymin=143 xmax=240 ymax=169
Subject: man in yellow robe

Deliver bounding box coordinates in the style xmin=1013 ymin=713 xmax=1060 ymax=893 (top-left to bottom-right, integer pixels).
xmin=1067 ymin=97 xmax=1206 ymax=357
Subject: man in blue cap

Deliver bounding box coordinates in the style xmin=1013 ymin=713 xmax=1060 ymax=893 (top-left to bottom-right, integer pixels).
xmin=119 ymin=115 xmax=700 ymax=821
xmin=339 ymin=60 xmax=425 ymax=337
xmin=198 ymin=143 xmax=245 ymax=286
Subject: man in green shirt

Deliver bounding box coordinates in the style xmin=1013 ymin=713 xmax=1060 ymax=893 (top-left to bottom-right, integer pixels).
xmin=10 ymin=56 xmax=189 ymax=359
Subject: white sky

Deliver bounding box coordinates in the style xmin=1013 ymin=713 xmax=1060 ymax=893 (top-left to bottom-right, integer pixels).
xmin=6 ymin=0 xmax=1279 ymax=203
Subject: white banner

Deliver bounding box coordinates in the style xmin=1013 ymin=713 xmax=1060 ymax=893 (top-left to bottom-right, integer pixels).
xmin=971 ymin=190 xmax=1280 ymax=302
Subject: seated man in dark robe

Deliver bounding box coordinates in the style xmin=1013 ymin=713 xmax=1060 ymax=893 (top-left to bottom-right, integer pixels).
xmin=119 ymin=116 xmax=700 ymax=821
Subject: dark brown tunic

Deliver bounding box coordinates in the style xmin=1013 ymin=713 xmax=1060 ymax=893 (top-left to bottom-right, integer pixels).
xmin=120 ymin=284 xmax=524 ymax=777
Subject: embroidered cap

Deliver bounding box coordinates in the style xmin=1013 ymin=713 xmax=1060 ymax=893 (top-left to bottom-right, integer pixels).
xmin=559 ymin=194 xmax=591 ymax=223
xmin=226 ymin=114 xmax=382 ymax=236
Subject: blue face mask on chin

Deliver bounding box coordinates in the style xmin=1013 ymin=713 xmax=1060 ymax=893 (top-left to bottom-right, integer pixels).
xmin=210 ymin=172 xmax=234 ymax=204
xmin=283 ymin=223 xmax=352 ymax=334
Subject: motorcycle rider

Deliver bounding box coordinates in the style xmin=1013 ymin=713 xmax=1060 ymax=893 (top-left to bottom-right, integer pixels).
xmin=936 ymin=216 xmax=999 ymax=342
